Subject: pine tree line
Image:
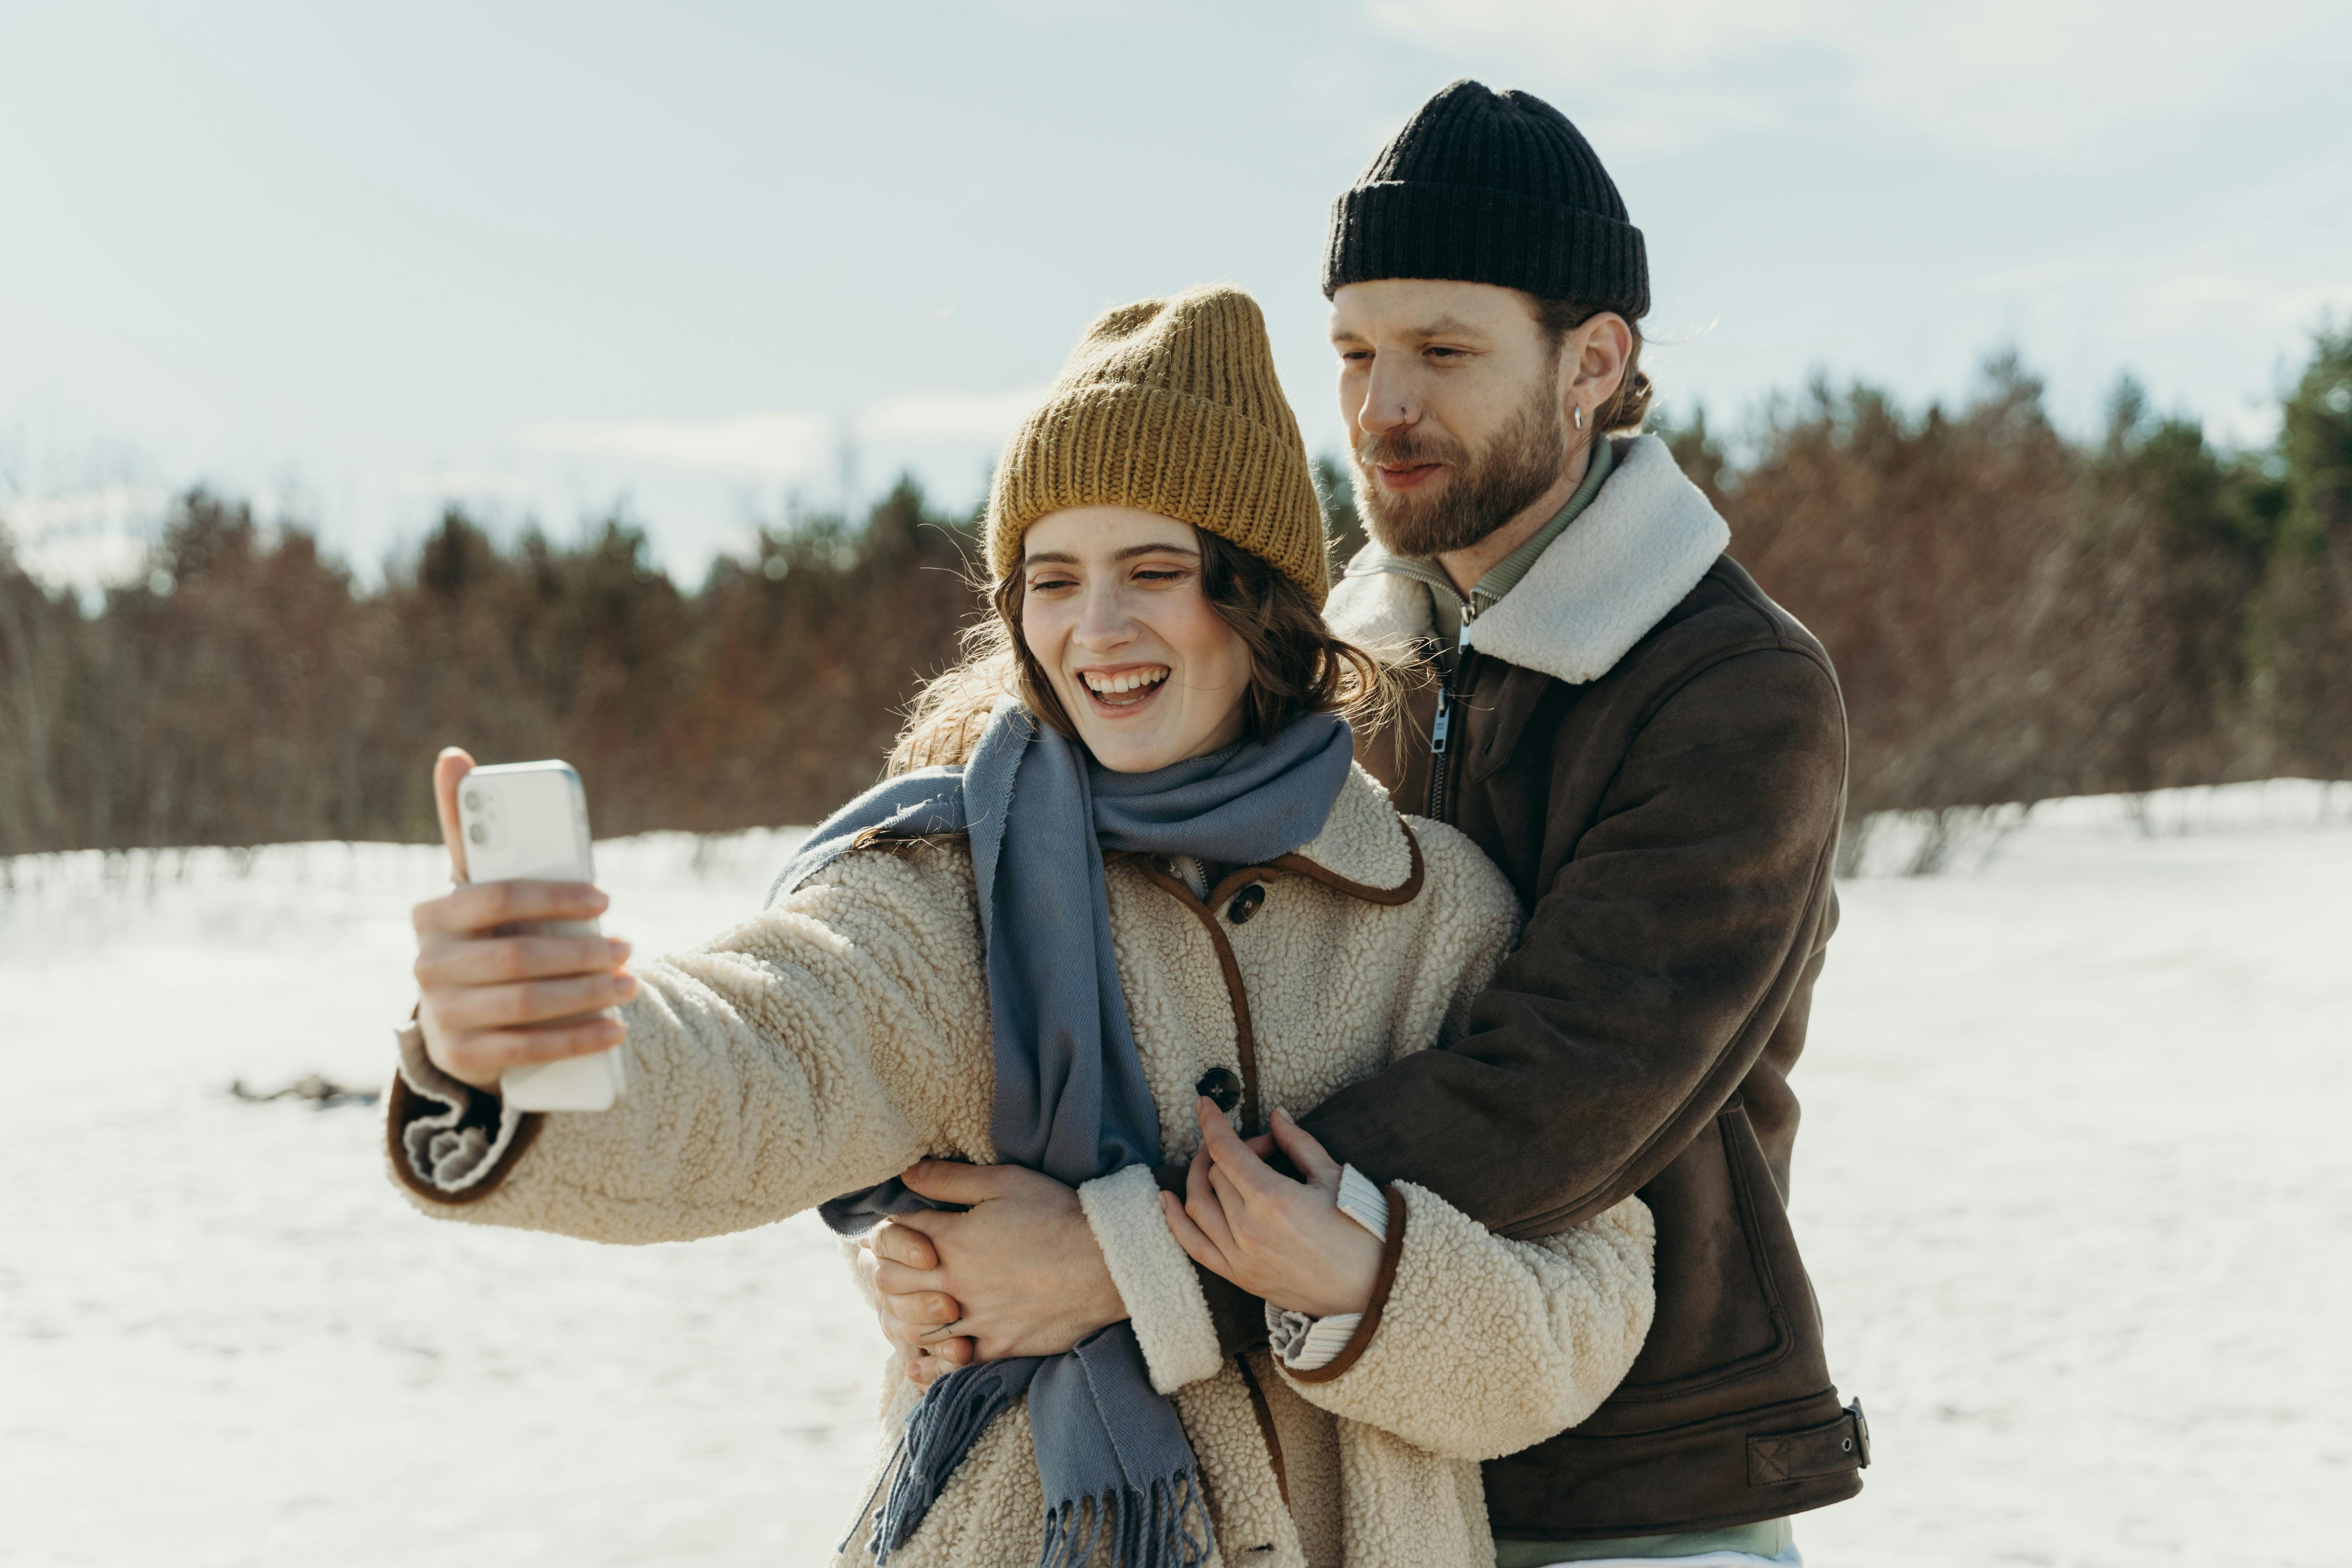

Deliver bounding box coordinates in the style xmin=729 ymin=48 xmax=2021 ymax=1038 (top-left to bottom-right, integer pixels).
xmin=2 ymin=332 xmax=2346 ymax=856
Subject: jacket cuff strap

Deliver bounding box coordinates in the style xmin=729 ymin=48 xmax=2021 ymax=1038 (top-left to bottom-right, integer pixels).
xmin=1078 ymin=1164 xmax=1224 ymax=1393
xmin=385 ymin=1016 xmax=541 ymax=1203
xmin=1283 ymin=1185 xmax=1408 ymax=1385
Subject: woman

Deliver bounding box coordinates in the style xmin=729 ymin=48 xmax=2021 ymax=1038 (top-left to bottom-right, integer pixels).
xmin=390 ymin=286 xmax=1655 ymax=1568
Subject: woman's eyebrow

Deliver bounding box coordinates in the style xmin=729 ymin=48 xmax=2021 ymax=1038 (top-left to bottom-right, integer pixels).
xmin=1024 ymin=544 xmax=1200 ymax=566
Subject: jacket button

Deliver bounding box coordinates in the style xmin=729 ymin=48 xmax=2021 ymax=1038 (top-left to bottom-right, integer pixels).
xmin=1225 ymin=884 xmax=1265 ymax=924
xmin=1195 ymin=1067 xmax=1241 ymax=1113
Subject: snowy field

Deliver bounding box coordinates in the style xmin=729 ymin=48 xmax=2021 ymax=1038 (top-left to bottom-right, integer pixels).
xmin=4 ymin=784 xmax=2347 ymax=1567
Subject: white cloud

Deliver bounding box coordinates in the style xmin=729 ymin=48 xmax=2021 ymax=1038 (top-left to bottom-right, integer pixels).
xmin=393 ymin=470 xmax=530 ymax=499
xmin=857 ymin=387 xmax=1047 ymax=443
xmin=516 ymin=388 xmax=1044 ymax=483
xmin=1 ymin=481 xmax=165 ymax=535
xmin=2205 ymin=398 xmax=2283 ymax=452
xmin=518 ymin=412 xmax=831 ymax=478
xmin=1368 ymin=0 xmax=2335 ymax=156
xmin=0 ymin=483 xmax=166 ymax=599
xmin=980 ymin=0 xmax=1172 ymax=24
xmin=1966 ymin=257 xmax=2120 ymax=294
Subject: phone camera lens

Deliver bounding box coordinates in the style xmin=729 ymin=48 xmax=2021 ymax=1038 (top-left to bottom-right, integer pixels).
xmin=468 ymin=823 xmax=488 ymax=844
xmin=463 ymin=790 xmax=481 ymax=811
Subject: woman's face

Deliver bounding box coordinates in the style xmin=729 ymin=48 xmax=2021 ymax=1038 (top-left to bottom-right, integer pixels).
xmin=1020 ymin=506 xmax=1253 ymax=773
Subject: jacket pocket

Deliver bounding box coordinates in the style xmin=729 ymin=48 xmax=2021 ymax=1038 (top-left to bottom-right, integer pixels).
xmin=1609 ymin=1100 xmax=1793 ymax=1401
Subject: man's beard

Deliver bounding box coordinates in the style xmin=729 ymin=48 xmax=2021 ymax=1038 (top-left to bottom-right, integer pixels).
xmin=1352 ymin=379 xmax=1568 ymax=559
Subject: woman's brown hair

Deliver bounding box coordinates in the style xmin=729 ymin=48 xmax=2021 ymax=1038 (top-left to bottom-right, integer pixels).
xmin=890 ymin=530 xmax=1392 ymax=774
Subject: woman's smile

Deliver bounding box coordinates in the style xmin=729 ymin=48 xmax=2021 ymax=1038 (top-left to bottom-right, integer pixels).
xmin=1078 ymin=662 xmax=1171 ymax=712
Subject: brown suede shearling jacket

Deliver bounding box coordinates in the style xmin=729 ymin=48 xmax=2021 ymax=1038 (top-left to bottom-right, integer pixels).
xmin=1200 ymin=435 xmax=1866 ymax=1540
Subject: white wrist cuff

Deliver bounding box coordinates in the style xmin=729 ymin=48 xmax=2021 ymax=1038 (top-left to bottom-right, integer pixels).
xmin=1266 ymin=1165 xmax=1389 ymax=1372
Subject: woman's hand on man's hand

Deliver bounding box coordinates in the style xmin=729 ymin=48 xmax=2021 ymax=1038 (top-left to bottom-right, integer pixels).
xmin=1160 ymin=1099 xmax=1382 ymax=1319
xmin=412 ymin=746 xmax=637 ymax=1091
xmin=861 ymin=1161 xmax=1127 ymax=1388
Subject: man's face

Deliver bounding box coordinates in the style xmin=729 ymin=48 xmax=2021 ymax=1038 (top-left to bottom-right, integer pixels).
xmin=1330 ymin=278 xmax=1570 ymax=559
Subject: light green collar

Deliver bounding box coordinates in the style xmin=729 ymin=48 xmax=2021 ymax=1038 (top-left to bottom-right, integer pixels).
xmin=1376 ymin=436 xmax=1618 ymax=645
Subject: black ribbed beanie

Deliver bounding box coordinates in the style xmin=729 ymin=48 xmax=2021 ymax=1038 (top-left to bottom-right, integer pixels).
xmin=1323 ymin=79 xmax=1648 ymax=318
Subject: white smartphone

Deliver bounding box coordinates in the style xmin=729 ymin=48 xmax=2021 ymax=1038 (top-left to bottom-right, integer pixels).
xmin=454 ymin=760 xmax=629 ymax=1112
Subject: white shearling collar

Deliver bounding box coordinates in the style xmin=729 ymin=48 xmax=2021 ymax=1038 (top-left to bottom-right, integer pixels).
xmin=1325 ymin=434 xmax=1731 ymax=686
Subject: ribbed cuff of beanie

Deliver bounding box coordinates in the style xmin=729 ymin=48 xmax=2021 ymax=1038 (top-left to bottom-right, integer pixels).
xmin=988 ymin=383 xmax=1329 ymax=606
xmin=1323 ymin=181 xmax=1649 ymax=316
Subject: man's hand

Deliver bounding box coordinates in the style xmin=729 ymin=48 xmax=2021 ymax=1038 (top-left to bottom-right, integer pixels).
xmin=861 ymin=1161 xmax=1127 ymax=1387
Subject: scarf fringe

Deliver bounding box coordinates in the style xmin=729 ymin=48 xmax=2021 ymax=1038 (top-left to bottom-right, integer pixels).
xmin=1036 ymin=1471 xmax=1212 ymax=1568
xmin=853 ymin=1367 xmax=1027 ymax=1564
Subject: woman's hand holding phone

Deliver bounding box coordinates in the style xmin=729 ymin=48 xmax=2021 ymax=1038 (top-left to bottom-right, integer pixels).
xmin=412 ymin=746 xmax=638 ymax=1091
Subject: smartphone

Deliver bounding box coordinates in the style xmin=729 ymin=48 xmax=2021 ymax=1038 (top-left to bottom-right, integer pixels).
xmin=454 ymin=760 xmax=628 ymax=1112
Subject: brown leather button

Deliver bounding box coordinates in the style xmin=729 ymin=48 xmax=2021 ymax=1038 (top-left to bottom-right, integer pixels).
xmin=1225 ymin=884 xmax=1265 ymax=924
xmin=1195 ymin=1067 xmax=1241 ymax=1113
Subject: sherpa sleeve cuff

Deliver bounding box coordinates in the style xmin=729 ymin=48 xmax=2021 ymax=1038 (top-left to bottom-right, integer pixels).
xmin=1079 ymin=1163 xmax=1225 ymax=1394
xmin=384 ymin=1016 xmax=543 ymax=1203
xmin=1277 ymin=1181 xmax=1657 ymax=1460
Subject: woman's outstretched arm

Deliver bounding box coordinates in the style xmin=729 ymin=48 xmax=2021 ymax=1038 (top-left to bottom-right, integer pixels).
xmin=389 ymin=753 xmax=997 ymax=1243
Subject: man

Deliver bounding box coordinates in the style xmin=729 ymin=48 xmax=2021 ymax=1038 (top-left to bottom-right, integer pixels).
xmin=865 ymin=80 xmax=1862 ymax=1560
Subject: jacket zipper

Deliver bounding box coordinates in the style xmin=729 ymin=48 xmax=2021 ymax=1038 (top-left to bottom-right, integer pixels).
xmin=1427 ymin=663 xmax=1452 ymax=823
xmin=1427 ymin=637 xmax=1469 ymax=826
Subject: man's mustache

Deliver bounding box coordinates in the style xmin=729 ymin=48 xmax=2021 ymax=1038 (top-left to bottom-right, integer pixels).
xmin=1355 ymin=430 xmax=1463 ymax=471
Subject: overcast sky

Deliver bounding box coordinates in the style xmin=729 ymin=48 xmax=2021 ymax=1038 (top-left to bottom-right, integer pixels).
xmin=4 ymin=0 xmax=2347 ymax=589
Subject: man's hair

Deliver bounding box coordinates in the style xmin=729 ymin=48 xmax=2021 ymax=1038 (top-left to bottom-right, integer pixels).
xmin=889 ymin=531 xmax=1392 ymax=773
xmin=1532 ymin=298 xmax=1653 ymax=436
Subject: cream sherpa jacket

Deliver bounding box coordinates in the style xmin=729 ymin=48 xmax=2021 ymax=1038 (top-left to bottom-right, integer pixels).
xmin=386 ymin=765 xmax=1655 ymax=1568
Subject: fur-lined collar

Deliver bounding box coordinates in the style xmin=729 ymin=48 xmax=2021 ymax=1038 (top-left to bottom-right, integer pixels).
xmin=1325 ymin=434 xmax=1730 ymax=686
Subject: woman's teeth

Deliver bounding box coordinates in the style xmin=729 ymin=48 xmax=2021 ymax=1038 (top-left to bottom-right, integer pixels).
xmin=1083 ymin=667 xmax=1169 ymax=703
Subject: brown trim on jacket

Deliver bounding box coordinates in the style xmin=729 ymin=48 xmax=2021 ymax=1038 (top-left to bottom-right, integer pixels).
xmin=1232 ymin=1352 xmax=1290 ymax=1508
xmin=1130 ymin=820 xmax=1427 ymax=1135
xmin=384 ymin=1070 xmax=545 ymax=1205
xmin=1126 ymin=858 xmax=1267 ymax=1133
xmin=1128 ymin=818 xmax=1428 ymax=1357
xmin=1253 ymin=824 xmax=1424 ymax=908
xmin=1283 ymin=1184 xmax=1407 ymax=1385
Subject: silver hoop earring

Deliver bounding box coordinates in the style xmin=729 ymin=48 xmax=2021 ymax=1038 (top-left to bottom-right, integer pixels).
xmin=1572 ymin=404 xmax=1585 ymax=431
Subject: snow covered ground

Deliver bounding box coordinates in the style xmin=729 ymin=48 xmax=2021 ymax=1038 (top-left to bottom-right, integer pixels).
xmin=4 ymin=785 xmax=2346 ymax=1567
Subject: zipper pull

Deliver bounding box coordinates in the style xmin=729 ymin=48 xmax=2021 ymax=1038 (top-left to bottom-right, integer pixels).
xmin=1431 ymin=683 xmax=1452 ymax=755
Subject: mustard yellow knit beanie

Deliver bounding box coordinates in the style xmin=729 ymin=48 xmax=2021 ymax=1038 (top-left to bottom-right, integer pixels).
xmin=987 ymin=285 xmax=1330 ymax=606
